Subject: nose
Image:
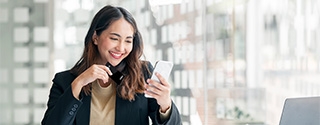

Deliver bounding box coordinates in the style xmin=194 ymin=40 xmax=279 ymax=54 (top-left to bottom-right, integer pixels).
xmin=115 ymin=41 xmax=125 ymax=51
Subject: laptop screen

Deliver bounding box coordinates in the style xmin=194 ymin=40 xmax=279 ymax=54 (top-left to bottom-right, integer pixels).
xmin=279 ymin=96 xmax=320 ymax=125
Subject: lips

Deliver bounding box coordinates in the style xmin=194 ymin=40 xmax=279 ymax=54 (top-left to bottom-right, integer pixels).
xmin=110 ymin=51 xmax=123 ymax=59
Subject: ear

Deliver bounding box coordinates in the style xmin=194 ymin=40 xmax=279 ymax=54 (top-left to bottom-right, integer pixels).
xmin=92 ymin=31 xmax=98 ymax=45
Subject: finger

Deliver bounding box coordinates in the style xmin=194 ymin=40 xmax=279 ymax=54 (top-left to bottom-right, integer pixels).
xmin=155 ymin=73 xmax=169 ymax=86
xmin=145 ymin=83 xmax=162 ymax=94
xmin=94 ymin=64 xmax=112 ymax=75
xmin=100 ymin=73 xmax=109 ymax=83
xmin=144 ymin=90 xmax=154 ymax=97
xmin=94 ymin=68 xmax=110 ymax=82
xmin=94 ymin=72 xmax=108 ymax=82
xmin=90 ymin=64 xmax=110 ymax=76
xmin=144 ymin=89 xmax=160 ymax=98
xmin=147 ymin=79 xmax=165 ymax=91
xmin=99 ymin=65 xmax=113 ymax=75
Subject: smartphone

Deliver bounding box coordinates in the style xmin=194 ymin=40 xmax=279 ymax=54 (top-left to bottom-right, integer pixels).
xmin=106 ymin=62 xmax=124 ymax=85
xmin=145 ymin=60 xmax=174 ymax=98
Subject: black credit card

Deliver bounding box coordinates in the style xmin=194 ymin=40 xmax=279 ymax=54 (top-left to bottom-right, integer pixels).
xmin=106 ymin=62 xmax=124 ymax=85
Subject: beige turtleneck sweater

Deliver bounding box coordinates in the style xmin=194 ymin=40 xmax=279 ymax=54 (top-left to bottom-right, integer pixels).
xmin=90 ymin=81 xmax=116 ymax=125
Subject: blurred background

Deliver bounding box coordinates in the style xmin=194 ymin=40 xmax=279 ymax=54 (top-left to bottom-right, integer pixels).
xmin=1 ymin=0 xmax=320 ymax=125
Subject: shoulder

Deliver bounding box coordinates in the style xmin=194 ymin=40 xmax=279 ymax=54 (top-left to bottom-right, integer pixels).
xmin=54 ymin=70 xmax=75 ymax=79
xmin=140 ymin=60 xmax=154 ymax=80
xmin=52 ymin=70 xmax=77 ymax=85
xmin=140 ymin=60 xmax=154 ymax=71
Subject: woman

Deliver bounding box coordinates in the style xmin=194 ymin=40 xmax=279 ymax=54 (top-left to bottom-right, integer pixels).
xmin=41 ymin=5 xmax=181 ymax=125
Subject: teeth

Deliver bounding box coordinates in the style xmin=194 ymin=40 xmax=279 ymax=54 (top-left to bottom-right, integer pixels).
xmin=111 ymin=52 xmax=121 ymax=57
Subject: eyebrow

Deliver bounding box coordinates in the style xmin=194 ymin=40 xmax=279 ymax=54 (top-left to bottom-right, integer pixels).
xmin=110 ymin=32 xmax=133 ymax=39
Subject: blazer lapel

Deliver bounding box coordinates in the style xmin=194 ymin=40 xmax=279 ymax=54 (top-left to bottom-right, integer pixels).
xmin=115 ymin=95 xmax=134 ymax=124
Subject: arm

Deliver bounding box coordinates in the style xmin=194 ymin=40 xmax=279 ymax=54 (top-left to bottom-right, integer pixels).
xmin=148 ymin=98 xmax=182 ymax=125
xmin=41 ymin=72 xmax=83 ymax=125
xmin=42 ymin=65 xmax=112 ymax=125
xmin=162 ymin=101 xmax=182 ymax=125
xmin=144 ymin=61 xmax=182 ymax=124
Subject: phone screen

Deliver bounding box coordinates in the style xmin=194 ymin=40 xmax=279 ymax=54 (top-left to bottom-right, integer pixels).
xmin=150 ymin=61 xmax=173 ymax=83
xmin=145 ymin=60 xmax=173 ymax=98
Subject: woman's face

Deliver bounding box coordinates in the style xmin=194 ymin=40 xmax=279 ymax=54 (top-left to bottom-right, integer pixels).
xmin=94 ymin=18 xmax=134 ymax=66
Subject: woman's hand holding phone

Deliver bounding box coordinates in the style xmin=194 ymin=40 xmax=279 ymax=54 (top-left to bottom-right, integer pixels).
xmin=145 ymin=73 xmax=172 ymax=112
xmin=144 ymin=61 xmax=173 ymax=112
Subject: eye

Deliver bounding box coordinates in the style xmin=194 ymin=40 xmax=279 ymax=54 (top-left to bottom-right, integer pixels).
xmin=126 ymin=40 xmax=132 ymax=43
xmin=110 ymin=37 xmax=118 ymax=41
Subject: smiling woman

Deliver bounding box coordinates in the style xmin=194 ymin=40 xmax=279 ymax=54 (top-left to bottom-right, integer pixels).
xmin=41 ymin=5 xmax=182 ymax=125
xmin=92 ymin=18 xmax=134 ymax=65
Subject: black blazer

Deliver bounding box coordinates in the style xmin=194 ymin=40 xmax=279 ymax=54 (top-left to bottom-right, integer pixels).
xmin=41 ymin=62 xmax=181 ymax=125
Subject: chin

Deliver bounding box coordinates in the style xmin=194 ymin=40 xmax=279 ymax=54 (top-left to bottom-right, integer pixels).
xmin=108 ymin=61 xmax=122 ymax=66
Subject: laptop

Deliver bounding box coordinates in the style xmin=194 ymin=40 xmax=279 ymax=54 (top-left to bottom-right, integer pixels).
xmin=279 ymin=96 xmax=320 ymax=125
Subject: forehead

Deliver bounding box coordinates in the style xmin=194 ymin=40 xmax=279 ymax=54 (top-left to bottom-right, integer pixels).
xmin=106 ymin=18 xmax=134 ymax=37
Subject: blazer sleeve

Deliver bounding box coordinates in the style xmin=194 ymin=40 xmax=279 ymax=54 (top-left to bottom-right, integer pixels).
xmin=41 ymin=71 xmax=83 ymax=125
xmin=160 ymin=101 xmax=182 ymax=125
xmin=144 ymin=61 xmax=182 ymax=125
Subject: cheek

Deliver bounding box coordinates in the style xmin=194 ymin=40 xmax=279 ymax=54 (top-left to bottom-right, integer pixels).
xmin=100 ymin=40 xmax=113 ymax=49
xmin=126 ymin=44 xmax=133 ymax=53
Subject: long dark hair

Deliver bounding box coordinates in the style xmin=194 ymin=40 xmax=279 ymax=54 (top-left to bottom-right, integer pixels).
xmin=70 ymin=5 xmax=148 ymax=101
